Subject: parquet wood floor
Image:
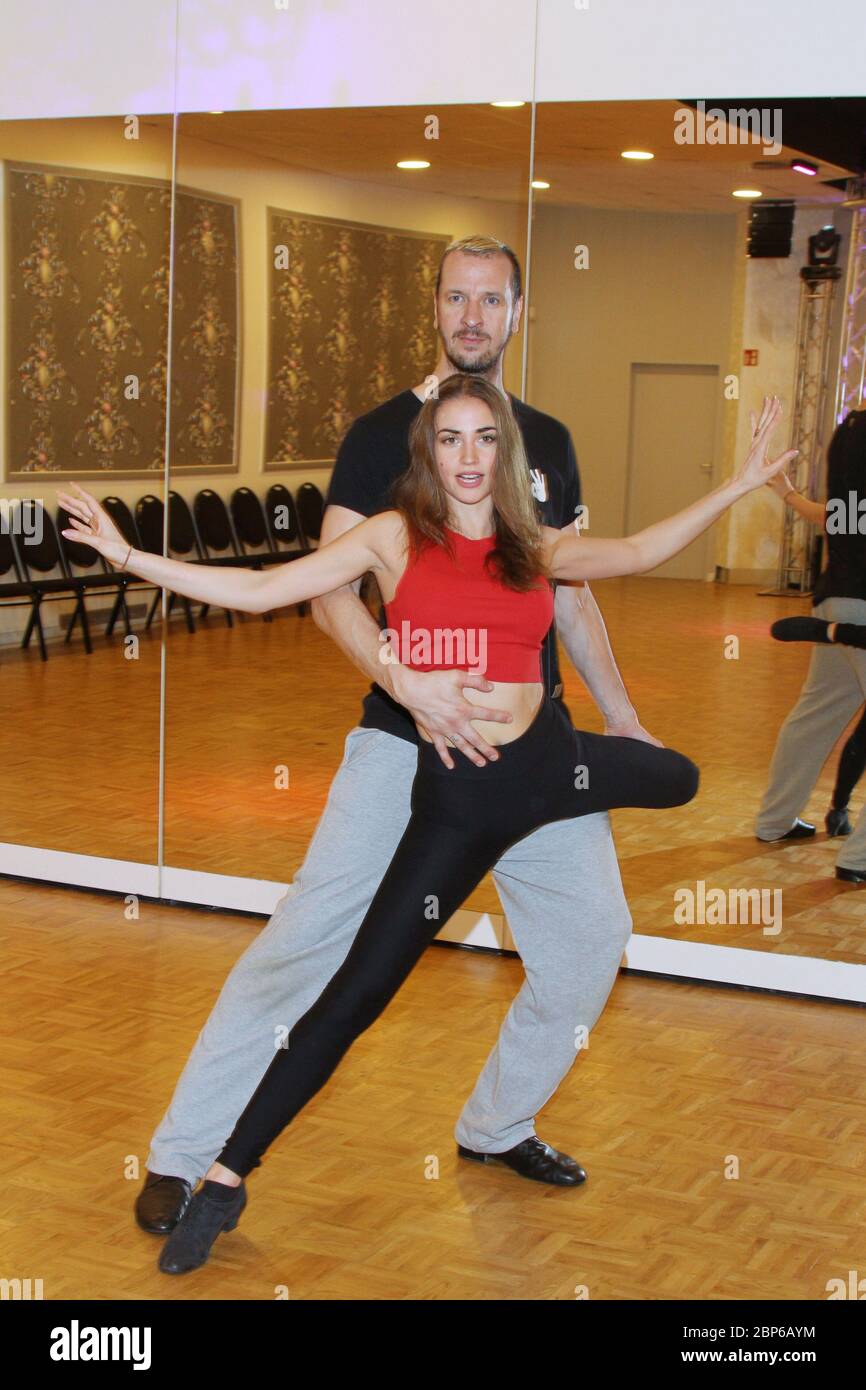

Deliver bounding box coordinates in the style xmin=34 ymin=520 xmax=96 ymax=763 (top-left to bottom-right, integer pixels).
xmin=2 ymin=579 xmax=865 ymax=1299
xmin=2 ymin=872 xmax=864 ymax=1301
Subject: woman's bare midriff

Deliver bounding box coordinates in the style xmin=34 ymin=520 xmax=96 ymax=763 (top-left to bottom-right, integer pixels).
xmin=416 ymin=680 xmax=544 ymax=748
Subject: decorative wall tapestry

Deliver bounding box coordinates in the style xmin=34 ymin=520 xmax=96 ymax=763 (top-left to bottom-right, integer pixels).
xmin=5 ymin=161 xmax=239 ymax=481
xmin=265 ymin=209 xmax=449 ymax=468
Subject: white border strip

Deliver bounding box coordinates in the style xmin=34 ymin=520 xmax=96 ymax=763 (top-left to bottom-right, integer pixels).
xmin=2 ymin=843 xmax=160 ymax=898
xmin=4 ymin=844 xmax=864 ymax=1003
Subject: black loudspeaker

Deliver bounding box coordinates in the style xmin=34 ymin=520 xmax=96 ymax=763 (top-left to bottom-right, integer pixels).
xmin=747 ymin=201 xmax=795 ymax=258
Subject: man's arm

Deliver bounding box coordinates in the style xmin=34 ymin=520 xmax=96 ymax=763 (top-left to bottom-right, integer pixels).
xmin=311 ymin=504 xmax=513 ymax=768
xmin=553 ymin=426 xmax=662 ymax=745
xmin=553 ymin=581 xmax=663 ymax=745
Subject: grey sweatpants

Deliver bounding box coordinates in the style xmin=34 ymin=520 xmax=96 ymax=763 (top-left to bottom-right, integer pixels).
xmin=756 ymin=596 xmax=866 ymax=870
xmin=147 ymin=723 xmax=633 ymax=1182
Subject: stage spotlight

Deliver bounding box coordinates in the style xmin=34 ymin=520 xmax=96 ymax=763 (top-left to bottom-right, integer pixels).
xmin=808 ymin=225 xmax=841 ymax=267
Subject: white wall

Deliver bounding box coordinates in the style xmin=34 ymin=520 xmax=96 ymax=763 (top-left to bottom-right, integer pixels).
xmin=526 ymin=200 xmax=739 ymax=546
xmin=3 ymin=1 xmax=864 ymax=119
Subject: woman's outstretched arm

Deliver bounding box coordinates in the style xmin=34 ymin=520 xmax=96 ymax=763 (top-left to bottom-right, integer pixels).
xmin=58 ymin=483 xmax=395 ymax=614
xmin=765 ymin=469 xmax=826 ymax=526
xmin=547 ymin=395 xmax=798 ymax=582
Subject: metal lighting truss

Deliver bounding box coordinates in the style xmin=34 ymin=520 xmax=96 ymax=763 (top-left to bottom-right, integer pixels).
xmin=834 ymin=201 xmax=866 ymax=424
xmin=773 ymin=186 xmax=866 ymax=594
xmin=773 ymin=268 xmax=840 ymax=593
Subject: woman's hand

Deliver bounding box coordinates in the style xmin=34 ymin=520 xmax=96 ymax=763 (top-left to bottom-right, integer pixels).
xmin=57 ymin=481 xmax=130 ymax=566
xmin=733 ymin=395 xmax=799 ymax=495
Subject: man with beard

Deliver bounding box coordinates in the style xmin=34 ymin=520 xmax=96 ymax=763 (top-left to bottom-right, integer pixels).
xmin=137 ymin=234 xmax=659 ymax=1232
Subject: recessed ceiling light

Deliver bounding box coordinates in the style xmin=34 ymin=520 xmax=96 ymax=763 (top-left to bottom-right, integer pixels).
xmin=733 ymin=188 xmax=762 ymax=198
xmin=209 ymin=111 xmax=224 ymax=115
xmin=791 ymin=159 xmax=818 ymax=176
xmin=396 ymin=160 xmax=430 ymax=170
xmin=531 ymin=180 xmax=550 ymax=189
xmin=491 ymin=101 xmax=525 ymax=108
xmin=621 ymin=150 xmax=654 ymax=160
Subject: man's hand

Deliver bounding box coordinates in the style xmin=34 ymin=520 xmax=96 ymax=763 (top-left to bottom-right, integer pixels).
xmin=389 ymin=665 xmax=513 ymax=769
xmin=603 ymin=713 xmax=663 ymax=747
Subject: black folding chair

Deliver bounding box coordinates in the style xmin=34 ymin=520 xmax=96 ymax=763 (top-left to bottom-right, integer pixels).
xmin=136 ymin=494 xmax=197 ymax=635
xmin=170 ymin=490 xmax=234 ymax=628
xmin=230 ymin=487 xmax=284 ymax=567
xmin=264 ymin=484 xmax=308 ymax=555
xmin=56 ymin=504 xmax=132 ymax=643
xmin=0 ymin=519 xmax=38 ymax=661
xmin=193 ymin=489 xmax=246 ymax=565
xmin=262 ymin=485 xmax=313 ymax=616
xmin=296 ymin=481 xmax=324 ymax=546
xmin=100 ymin=496 xmax=152 ymax=637
xmin=12 ymin=499 xmax=122 ymax=659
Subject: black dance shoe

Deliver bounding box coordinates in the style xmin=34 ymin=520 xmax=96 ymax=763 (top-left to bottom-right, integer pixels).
xmin=826 ymin=808 xmax=852 ymax=837
xmin=771 ymin=616 xmax=830 ymax=643
xmin=135 ymin=1172 xmax=194 ymax=1234
xmin=158 ymin=1181 xmax=247 ymax=1275
xmin=457 ymin=1135 xmax=586 ymax=1187
xmin=836 ymin=866 xmax=866 ymax=884
xmin=761 ymin=818 xmax=816 ymax=842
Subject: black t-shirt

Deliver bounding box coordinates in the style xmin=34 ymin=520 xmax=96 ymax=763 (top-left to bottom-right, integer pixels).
xmin=324 ymin=387 xmax=582 ymax=744
xmin=812 ymin=408 xmax=866 ymax=607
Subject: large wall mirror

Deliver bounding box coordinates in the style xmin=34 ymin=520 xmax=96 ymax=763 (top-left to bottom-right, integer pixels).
xmin=0 ymin=111 xmax=175 ymax=892
xmin=524 ymin=88 xmax=864 ymax=995
xmin=161 ymin=98 xmax=533 ymax=915
xmin=3 ymin=4 xmax=865 ymax=1003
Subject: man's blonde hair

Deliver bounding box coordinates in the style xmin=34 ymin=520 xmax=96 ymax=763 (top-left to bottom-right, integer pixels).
xmin=435 ymin=234 xmax=523 ymax=302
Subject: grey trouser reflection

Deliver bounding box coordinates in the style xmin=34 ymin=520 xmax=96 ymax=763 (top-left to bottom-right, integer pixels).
xmin=147 ymin=721 xmax=633 ymax=1183
xmin=756 ymin=596 xmax=866 ymax=870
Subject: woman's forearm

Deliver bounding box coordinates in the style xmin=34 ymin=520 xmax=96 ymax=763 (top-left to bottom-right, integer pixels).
xmin=554 ymin=475 xmax=747 ymax=581
xmin=109 ymin=516 xmax=381 ymax=616
xmin=629 ymin=475 xmax=746 ymax=571
xmin=782 ymin=487 xmax=826 ymax=527
xmin=111 ymin=543 xmax=268 ymax=613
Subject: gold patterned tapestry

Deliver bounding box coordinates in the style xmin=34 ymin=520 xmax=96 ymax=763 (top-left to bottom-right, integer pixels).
xmin=266 ymin=210 xmax=449 ymax=468
xmin=5 ymin=161 xmax=239 ymax=481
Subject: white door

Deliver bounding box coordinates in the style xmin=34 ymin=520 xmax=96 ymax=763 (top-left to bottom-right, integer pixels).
xmin=625 ymin=363 xmax=720 ymax=581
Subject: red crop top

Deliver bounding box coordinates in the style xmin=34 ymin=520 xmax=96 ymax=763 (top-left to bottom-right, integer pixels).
xmin=383 ymin=527 xmax=554 ymax=682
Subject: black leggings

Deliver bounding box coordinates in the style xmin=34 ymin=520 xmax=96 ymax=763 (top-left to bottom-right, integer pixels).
xmin=217 ymin=697 xmax=699 ymax=1178
xmin=833 ymin=705 xmax=866 ymax=809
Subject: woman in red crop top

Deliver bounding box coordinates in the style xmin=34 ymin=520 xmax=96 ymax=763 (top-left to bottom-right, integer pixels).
xmin=59 ymin=374 xmax=797 ymax=1273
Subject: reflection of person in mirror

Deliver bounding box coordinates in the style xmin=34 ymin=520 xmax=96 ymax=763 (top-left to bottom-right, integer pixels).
xmin=757 ymin=398 xmax=866 ymax=880
xmin=60 ymin=370 xmax=794 ymax=1274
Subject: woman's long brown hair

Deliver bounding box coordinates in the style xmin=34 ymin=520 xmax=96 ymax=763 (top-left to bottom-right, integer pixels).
xmin=390 ymin=374 xmax=550 ymax=591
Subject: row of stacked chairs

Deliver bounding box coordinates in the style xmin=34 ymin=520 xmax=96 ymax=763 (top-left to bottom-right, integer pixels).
xmin=0 ymin=481 xmax=325 ymax=661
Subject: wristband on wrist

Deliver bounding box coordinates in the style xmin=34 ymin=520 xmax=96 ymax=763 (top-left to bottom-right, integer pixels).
xmin=116 ymin=543 xmax=133 ymax=571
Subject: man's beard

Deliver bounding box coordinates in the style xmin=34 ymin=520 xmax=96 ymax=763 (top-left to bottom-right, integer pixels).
xmin=445 ymin=336 xmax=508 ymax=376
